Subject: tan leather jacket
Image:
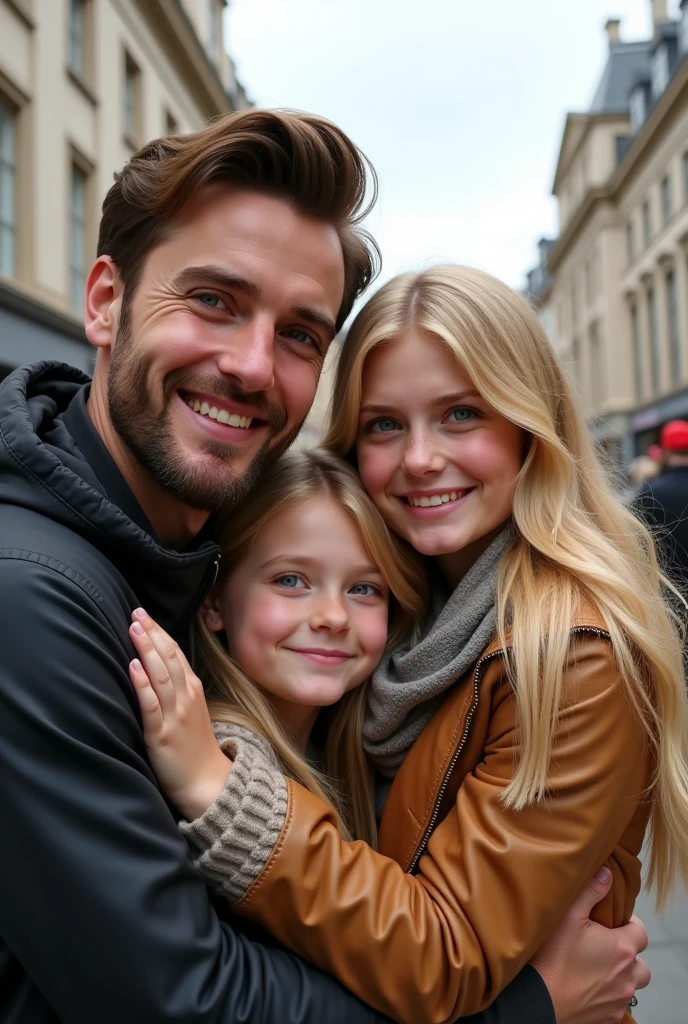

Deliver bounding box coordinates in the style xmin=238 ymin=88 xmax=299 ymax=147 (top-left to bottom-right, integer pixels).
xmin=235 ymin=607 xmax=651 ymax=1024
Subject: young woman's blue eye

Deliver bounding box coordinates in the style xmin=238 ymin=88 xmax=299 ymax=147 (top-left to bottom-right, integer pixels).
xmin=348 ymin=582 xmax=380 ymax=597
xmin=275 ymin=574 xmax=305 ymax=589
xmin=369 ymin=417 xmax=399 ymax=434
xmin=447 ymin=406 xmax=477 ymax=423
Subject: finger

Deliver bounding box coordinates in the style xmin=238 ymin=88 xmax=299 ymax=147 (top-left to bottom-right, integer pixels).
xmin=625 ymin=916 xmax=649 ymax=955
xmin=132 ymin=610 xmax=187 ymax=699
xmin=632 ymin=956 xmax=651 ymax=991
xmin=570 ymin=867 xmax=613 ymax=919
xmin=626 ymin=917 xmax=647 ymax=954
xmin=129 ymin=622 xmax=177 ymax=715
xmin=172 ymin=644 xmax=205 ymax=697
xmin=129 ymin=658 xmax=165 ymax=737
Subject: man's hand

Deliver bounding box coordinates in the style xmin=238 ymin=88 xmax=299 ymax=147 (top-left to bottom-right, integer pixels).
xmin=530 ymin=867 xmax=650 ymax=1024
xmin=129 ymin=608 xmax=232 ymax=820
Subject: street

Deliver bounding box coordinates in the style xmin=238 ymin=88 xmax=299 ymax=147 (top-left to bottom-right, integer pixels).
xmin=633 ymin=886 xmax=688 ymax=1023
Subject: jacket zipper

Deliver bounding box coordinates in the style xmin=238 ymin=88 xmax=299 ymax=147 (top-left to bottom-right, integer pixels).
xmin=405 ymin=625 xmax=611 ymax=875
xmin=177 ymin=553 xmax=221 ymax=641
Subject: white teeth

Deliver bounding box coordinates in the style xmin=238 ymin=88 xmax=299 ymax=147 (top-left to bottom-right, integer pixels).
xmin=186 ymin=397 xmax=253 ymax=429
xmin=408 ymin=491 xmax=463 ymax=507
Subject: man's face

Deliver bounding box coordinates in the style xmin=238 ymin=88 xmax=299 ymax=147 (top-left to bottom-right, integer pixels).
xmin=105 ymin=188 xmax=345 ymax=511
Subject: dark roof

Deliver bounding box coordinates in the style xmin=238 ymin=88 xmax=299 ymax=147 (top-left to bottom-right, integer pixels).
xmin=589 ymin=41 xmax=652 ymax=113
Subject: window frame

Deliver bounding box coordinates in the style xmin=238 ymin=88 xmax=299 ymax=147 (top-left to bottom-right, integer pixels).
xmin=661 ymin=174 xmax=672 ymax=224
xmin=0 ymin=96 xmax=17 ymax=279
xmin=123 ymin=49 xmax=142 ymax=149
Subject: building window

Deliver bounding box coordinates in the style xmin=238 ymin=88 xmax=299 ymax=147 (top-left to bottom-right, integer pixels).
xmin=666 ymin=269 xmax=680 ymax=383
xmin=683 ymin=151 xmax=688 ymax=202
xmin=123 ymin=52 xmax=141 ymax=146
xmin=589 ymin=321 xmax=605 ymax=410
xmin=68 ymin=0 xmax=86 ymax=76
xmin=69 ymin=163 xmax=88 ymax=315
xmin=0 ymin=99 xmax=16 ymax=278
xmin=661 ymin=175 xmax=672 ymax=223
xmin=630 ymin=303 xmax=642 ymax=401
xmin=642 ymin=199 xmax=652 ymax=246
xmin=207 ymin=0 xmax=219 ymax=62
xmin=626 ymin=220 xmax=635 ymax=264
xmin=165 ymin=109 xmax=179 ymax=136
xmin=647 ymin=285 xmax=660 ymax=393
xmin=651 ymin=44 xmax=670 ymax=99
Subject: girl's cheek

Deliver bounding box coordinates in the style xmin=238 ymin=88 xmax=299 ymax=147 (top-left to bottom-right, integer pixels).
xmin=357 ymin=446 xmax=394 ymax=496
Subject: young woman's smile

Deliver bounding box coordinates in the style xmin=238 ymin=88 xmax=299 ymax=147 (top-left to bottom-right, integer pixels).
xmin=356 ymin=328 xmax=524 ymax=582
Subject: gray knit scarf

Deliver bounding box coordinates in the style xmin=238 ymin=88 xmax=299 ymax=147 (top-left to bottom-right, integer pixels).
xmin=363 ymin=527 xmax=512 ymax=778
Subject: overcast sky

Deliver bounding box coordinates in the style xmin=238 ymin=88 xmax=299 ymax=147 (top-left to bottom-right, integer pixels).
xmin=224 ymin=0 xmax=680 ymax=295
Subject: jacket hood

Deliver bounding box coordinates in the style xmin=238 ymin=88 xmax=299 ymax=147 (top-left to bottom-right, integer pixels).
xmin=0 ymin=361 xmax=220 ymax=635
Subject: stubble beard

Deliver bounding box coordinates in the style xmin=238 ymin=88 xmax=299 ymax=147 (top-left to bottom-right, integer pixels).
xmin=106 ymin=297 xmax=304 ymax=512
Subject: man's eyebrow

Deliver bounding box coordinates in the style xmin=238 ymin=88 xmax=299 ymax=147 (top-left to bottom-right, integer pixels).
xmin=171 ymin=265 xmax=262 ymax=300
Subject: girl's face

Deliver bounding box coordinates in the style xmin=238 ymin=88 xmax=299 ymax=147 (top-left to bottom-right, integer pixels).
xmin=205 ymin=495 xmax=389 ymax=730
xmin=356 ymin=328 xmax=524 ymax=584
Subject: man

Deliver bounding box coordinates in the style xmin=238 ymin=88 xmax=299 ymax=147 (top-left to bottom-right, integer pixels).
xmin=0 ymin=110 xmax=646 ymax=1022
xmin=636 ymin=419 xmax=688 ymax=596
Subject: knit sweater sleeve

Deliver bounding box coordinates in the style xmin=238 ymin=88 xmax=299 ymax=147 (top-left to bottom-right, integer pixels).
xmin=179 ymin=723 xmax=288 ymax=905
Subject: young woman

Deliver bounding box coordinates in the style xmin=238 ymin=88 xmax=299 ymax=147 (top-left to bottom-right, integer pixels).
xmin=129 ymin=266 xmax=680 ymax=1023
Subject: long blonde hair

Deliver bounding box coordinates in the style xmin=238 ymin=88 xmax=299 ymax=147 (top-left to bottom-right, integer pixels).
xmin=325 ymin=264 xmax=688 ymax=905
xmin=195 ymin=448 xmax=426 ymax=846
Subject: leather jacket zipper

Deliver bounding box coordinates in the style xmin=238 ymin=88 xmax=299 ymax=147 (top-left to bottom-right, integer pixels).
xmin=405 ymin=625 xmax=611 ymax=875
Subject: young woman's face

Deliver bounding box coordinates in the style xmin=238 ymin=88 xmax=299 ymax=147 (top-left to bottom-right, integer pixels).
xmin=356 ymin=328 xmax=524 ymax=582
xmin=207 ymin=496 xmax=390 ymax=717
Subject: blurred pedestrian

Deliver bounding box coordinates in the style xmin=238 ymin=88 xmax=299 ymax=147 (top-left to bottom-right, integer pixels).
xmin=636 ymin=420 xmax=688 ymax=597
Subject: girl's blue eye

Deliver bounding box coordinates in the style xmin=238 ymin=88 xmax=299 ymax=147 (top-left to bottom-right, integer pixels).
xmin=447 ymin=407 xmax=476 ymax=423
xmin=275 ymin=574 xmax=305 ymax=589
xmin=370 ymin=417 xmax=399 ymax=433
xmin=349 ymin=582 xmax=380 ymax=597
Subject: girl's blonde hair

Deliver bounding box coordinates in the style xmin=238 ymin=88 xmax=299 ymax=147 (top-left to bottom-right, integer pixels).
xmin=195 ymin=448 xmax=426 ymax=846
xmin=324 ymin=264 xmax=688 ymax=906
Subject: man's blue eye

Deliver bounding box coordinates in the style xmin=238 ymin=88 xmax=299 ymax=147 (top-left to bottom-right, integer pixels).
xmin=197 ymin=293 xmax=221 ymax=307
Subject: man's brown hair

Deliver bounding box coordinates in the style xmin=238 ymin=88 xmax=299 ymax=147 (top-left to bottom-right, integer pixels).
xmin=98 ymin=109 xmax=379 ymax=330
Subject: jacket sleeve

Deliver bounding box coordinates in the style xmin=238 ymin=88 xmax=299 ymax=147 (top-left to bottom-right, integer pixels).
xmin=0 ymin=557 xmax=390 ymax=1024
xmin=230 ymin=635 xmax=649 ymax=1024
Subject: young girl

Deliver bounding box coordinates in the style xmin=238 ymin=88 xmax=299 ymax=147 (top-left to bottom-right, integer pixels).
xmin=130 ymin=448 xmax=424 ymax=849
xmin=129 ymin=268 xmax=672 ymax=1024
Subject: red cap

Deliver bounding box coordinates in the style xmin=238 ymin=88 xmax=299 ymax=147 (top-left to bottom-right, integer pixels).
xmin=660 ymin=420 xmax=688 ymax=451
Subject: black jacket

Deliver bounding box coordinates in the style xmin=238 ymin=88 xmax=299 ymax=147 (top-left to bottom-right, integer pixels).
xmin=636 ymin=466 xmax=688 ymax=592
xmin=0 ymin=362 xmax=554 ymax=1024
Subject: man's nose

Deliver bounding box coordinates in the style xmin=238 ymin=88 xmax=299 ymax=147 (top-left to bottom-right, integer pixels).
xmin=216 ymin=319 xmax=276 ymax=393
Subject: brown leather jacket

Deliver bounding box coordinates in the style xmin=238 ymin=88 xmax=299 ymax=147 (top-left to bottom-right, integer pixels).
xmin=235 ymin=607 xmax=651 ymax=1024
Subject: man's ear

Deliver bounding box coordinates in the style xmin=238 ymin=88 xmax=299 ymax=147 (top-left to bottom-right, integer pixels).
xmin=200 ymin=592 xmax=225 ymax=633
xmin=84 ymin=256 xmax=123 ymax=353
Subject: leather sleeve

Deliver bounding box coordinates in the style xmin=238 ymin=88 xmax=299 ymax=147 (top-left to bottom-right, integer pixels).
xmin=235 ymin=636 xmax=649 ymax=1024
xmin=0 ymin=556 xmax=390 ymax=1024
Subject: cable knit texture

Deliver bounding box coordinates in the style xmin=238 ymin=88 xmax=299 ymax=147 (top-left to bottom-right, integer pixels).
xmin=179 ymin=723 xmax=288 ymax=905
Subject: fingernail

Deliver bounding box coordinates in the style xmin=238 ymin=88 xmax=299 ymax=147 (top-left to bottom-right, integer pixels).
xmin=595 ymin=866 xmax=611 ymax=883
xmin=133 ymin=608 xmax=147 ymax=620
xmin=131 ymin=622 xmax=145 ymax=636
xmin=131 ymin=658 xmax=142 ymax=671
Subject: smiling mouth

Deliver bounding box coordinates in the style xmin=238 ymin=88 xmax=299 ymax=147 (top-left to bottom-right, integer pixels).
xmin=401 ymin=489 xmax=472 ymax=507
xmin=179 ymin=391 xmax=264 ymax=431
xmin=284 ymin=648 xmax=354 ymax=666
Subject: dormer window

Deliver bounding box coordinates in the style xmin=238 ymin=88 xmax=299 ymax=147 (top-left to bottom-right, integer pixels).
xmin=651 ymin=43 xmax=670 ymax=98
xmin=629 ymin=81 xmax=648 ymax=133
